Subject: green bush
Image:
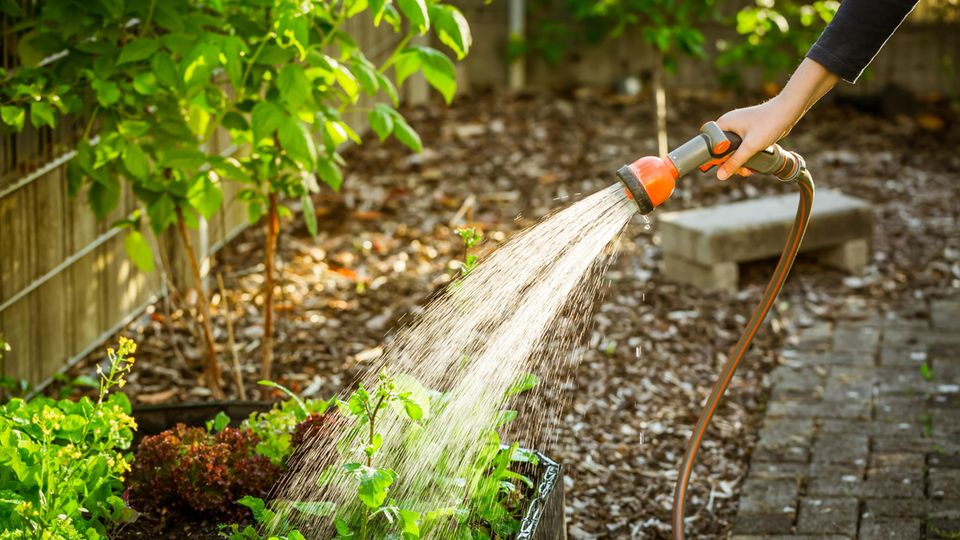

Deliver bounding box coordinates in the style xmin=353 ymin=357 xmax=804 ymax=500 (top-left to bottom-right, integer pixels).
xmin=0 ymin=339 xmax=138 ymax=539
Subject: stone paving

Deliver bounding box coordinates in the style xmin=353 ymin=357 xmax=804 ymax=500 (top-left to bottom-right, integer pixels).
xmin=731 ymin=296 xmax=960 ymax=540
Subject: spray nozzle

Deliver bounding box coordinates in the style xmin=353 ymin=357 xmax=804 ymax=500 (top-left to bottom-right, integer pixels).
xmin=617 ymin=121 xmax=808 ymax=214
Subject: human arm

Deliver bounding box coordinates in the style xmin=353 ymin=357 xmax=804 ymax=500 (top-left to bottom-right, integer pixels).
xmin=715 ymin=0 xmax=919 ymax=180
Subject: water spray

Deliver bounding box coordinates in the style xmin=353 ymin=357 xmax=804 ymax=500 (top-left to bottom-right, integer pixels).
xmin=615 ymin=122 xmax=815 ymax=540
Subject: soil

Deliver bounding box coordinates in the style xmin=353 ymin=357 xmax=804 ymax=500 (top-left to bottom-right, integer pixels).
xmin=56 ymin=89 xmax=959 ymax=538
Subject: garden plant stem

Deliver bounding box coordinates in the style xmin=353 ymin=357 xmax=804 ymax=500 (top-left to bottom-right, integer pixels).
xmin=261 ymin=192 xmax=280 ymax=383
xmin=175 ymin=208 xmax=224 ymax=399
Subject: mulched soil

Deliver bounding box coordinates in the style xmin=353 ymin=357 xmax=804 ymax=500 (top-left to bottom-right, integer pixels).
xmin=59 ymin=89 xmax=959 ymax=538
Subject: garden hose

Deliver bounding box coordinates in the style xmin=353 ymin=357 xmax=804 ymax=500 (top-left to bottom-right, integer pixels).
xmin=615 ymin=122 xmax=815 ymax=540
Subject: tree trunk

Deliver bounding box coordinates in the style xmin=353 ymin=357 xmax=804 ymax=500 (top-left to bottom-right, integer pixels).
xmin=653 ymin=51 xmax=669 ymax=157
xmin=175 ymin=208 xmax=223 ymax=399
xmin=261 ymin=192 xmax=279 ymax=383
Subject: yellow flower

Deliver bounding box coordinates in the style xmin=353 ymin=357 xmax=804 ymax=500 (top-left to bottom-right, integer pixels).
xmin=118 ymin=379 xmax=126 ymax=388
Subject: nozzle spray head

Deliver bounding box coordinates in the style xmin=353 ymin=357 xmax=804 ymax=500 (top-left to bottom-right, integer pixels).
xmin=616 ymin=156 xmax=679 ymax=215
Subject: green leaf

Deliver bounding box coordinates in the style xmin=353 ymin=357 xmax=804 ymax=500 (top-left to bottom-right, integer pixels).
xmin=118 ymin=38 xmax=161 ymax=64
xmin=333 ymin=64 xmax=359 ymax=102
xmin=399 ymin=509 xmax=420 ymax=537
xmin=301 ymin=194 xmax=318 ymax=237
xmin=391 ymin=115 xmax=422 ymax=153
xmin=0 ymin=105 xmax=25 ymax=132
xmin=251 ymin=101 xmax=284 ymax=146
xmin=222 ymin=36 xmax=247 ymax=88
xmin=416 ymin=47 xmax=457 ymax=104
xmin=430 ymin=4 xmax=472 ymax=60
xmin=147 ymin=193 xmax=177 ymax=233
xmin=291 ymin=501 xmax=335 ymax=518
xmin=397 ymin=0 xmax=429 ymax=33
xmin=505 ymin=373 xmax=539 ymax=398
xmin=92 ymin=79 xmax=121 ymax=107
xmin=278 ymin=117 xmax=317 ymax=169
xmin=288 ymin=532 xmax=307 ymax=540
xmin=152 ymin=53 xmax=179 ymax=89
xmin=187 ymin=102 xmax=210 ymax=137
xmin=375 ymin=71 xmax=399 ymax=106
xmin=369 ymin=105 xmax=394 ymax=141
xmin=123 ymin=231 xmax=155 ymax=273
xmin=206 ymin=410 xmax=230 ymax=433
xmin=29 ymin=101 xmax=56 ymax=128
xmin=123 ymin=143 xmax=149 ymax=180
xmin=316 ymin=158 xmax=342 ymax=191
xmin=278 ymin=64 xmax=311 ymax=109
xmin=369 ymin=0 xmax=387 ymax=25
xmin=352 ymin=465 xmax=396 ymax=508
xmin=257 ymin=380 xmax=309 ymax=421
xmin=394 ymin=50 xmax=421 ymax=86
xmin=88 ymin=176 xmax=121 ymax=219
xmin=132 ymin=71 xmax=159 ymax=95
xmin=187 ymin=175 xmax=223 ymax=219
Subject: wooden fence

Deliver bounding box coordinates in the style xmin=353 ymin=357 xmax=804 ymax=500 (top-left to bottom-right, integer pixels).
xmin=459 ymin=0 xmax=960 ymax=97
xmin=0 ymin=10 xmax=410 ymax=387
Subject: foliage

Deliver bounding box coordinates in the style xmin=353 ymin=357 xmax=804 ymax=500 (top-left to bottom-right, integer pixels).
xmin=0 ymin=339 xmax=137 ymax=540
xmin=127 ymin=423 xmax=279 ymax=519
xmin=0 ymin=0 xmax=473 ymax=389
xmin=291 ymin=412 xmax=336 ymax=450
xmin=242 ymin=381 xmax=334 ymax=466
xmin=524 ymin=0 xmax=714 ymax=71
xmin=454 ymin=227 xmax=483 ymax=276
xmin=219 ymin=496 xmax=306 ymax=540
xmin=717 ymin=1 xmax=838 ymax=86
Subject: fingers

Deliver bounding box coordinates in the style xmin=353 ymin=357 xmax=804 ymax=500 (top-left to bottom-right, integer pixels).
xmin=717 ymin=145 xmax=754 ymax=181
xmin=737 ymin=167 xmax=752 ymax=177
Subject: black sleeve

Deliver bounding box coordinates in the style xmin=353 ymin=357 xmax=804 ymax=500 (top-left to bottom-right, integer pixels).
xmin=806 ymin=0 xmax=919 ymax=83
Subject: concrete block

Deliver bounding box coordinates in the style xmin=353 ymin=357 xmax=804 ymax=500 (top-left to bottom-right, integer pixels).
xmin=656 ymin=190 xmax=873 ymax=290
xmin=815 ymin=239 xmax=870 ymax=274
xmin=661 ymin=254 xmax=738 ymax=291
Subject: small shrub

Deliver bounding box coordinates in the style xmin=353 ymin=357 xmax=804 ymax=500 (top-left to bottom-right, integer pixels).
xmin=242 ymin=381 xmax=335 ymax=466
xmin=128 ymin=424 xmax=279 ymax=519
xmin=0 ymin=338 xmax=137 ymax=539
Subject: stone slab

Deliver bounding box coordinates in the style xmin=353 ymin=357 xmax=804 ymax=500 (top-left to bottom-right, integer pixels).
xmin=658 ymin=189 xmax=873 ymax=265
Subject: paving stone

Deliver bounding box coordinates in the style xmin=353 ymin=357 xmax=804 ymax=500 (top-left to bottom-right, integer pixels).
xmin=792 ymin=351 xmax=875 ymax=367
xmin=771 ymin=365 xmax=826 ymax=400
xmin=876 ymin=368 xmax=936 ymax=396
xmin=872 ymin=435 xmax=960 ymax=454
xmin=731 ymin=536 xmax=851 ymax=540
xmin=875 ymin=395 xmax=928 ymax=425
xmin=928 ymin=343 xmax=960 ymax=365
xmin=925 ymin=331 xmax=960 ymax=347
xmin=755 ymin=417 xmax=815 ymax=463
xmin=931 ymin=299 xmax=960 ymax=331
xmin=750 ymin=461 xmax=808 ymax=481
xmin=882 ymin=320 xmax=930 ymax=347
xmin=739 ymin=477 xmax=801 ymax=516
xmin=806 ymin=464 xmax=866 ymax=497
xmin=812 ymin=434 xmax=869 ymax=466
xmin=832 ymin=322 xmax=881 ymax=353
xmin=767 ymin=400 xmax=871 ymax=420
xmin=862 ymin=498 xmax=928 ymax=518
xmin=857 ymin=518 xmax=920 ymax=540
xmin=878 ymin=347 xmax=927 ymax=367
xmin=824 ymin=367 xmax=876 ymax=403
xmin=731 ymin=513 xmax=796 ymax=535
xmin=797 ymin=498 xmax=859 ymax=537
xmin=867 ymin=453 xmax=925 ymax=483
xmin=929 ymin=453 xmax=960 ymax=468
xmin=927 ymin=518 xmax=960 ymax=538
xmin=929 ymin=468 xmax=960 ymax=499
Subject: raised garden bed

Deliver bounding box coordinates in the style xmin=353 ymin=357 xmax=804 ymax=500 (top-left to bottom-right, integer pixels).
xmin=121 ymin=402 xmax=566 ymax=539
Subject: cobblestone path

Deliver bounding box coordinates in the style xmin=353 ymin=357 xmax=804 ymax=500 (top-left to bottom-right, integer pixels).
xmin=731 ymin=296 xmax=960 ymax=539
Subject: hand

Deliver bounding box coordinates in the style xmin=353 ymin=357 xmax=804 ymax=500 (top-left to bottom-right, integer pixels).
xmin=714 ymin=58 xmax=840 ymax=181
xmin=715 ymin=96 xmax=799 ymax=180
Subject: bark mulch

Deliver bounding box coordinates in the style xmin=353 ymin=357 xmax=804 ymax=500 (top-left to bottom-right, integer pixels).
xmin=58 ymin=89 xmax=959 ymax=538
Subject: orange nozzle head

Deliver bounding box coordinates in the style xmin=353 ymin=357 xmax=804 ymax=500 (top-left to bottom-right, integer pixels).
xmin=616 ymin=156 xmax=679 ymax=214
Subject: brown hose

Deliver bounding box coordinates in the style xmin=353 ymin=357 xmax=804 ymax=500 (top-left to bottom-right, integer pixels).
xmin=672 ymin=171 xmax=815 ymax=539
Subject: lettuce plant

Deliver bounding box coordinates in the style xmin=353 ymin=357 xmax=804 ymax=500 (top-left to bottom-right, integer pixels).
xmin=127 ymin=422 xmax=279 ymax=519
xmin=0 ymin=338 xmax=138 ymax=539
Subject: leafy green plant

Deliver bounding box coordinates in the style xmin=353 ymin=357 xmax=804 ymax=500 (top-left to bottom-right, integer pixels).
xmin=454 ymin=227 xmax=483 ymax=276
xmin=0 ymin=338 xmax=138 ymax=539
xmin=716 ymin=1 xmax=838 ymax=88
xmin=0 ymin=0 xmax=473 ymax=394
xmin=242 ymin=381 xmax=335 ymax=466
xmin=220 ymin=496 xmax=306 ymax=540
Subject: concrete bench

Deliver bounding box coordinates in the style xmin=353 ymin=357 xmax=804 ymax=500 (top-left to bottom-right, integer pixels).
xmin=657 ymin=189 xmax=874 ymax=291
